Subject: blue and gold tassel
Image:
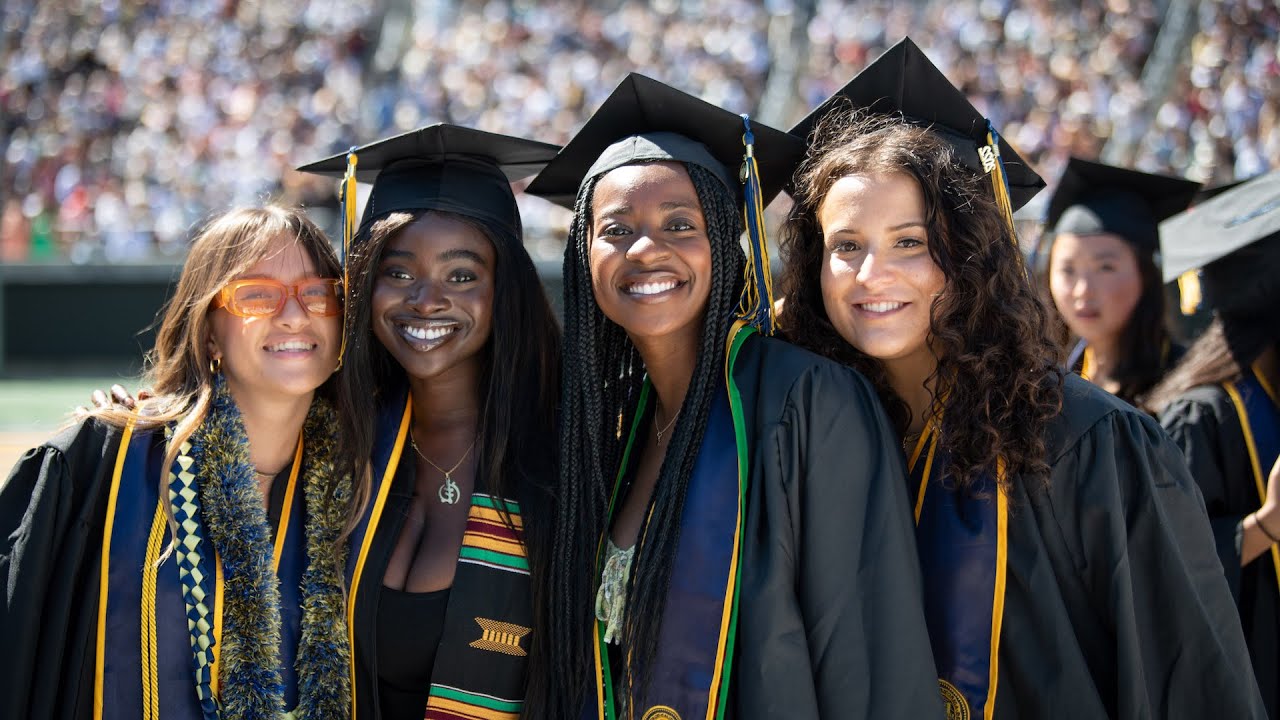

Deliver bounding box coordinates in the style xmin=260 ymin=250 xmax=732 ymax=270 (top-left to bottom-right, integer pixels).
xmin=736 ymin=115 xmax=776 ymax=336
xmin=336 ymin=148 xmax=358 ymax=370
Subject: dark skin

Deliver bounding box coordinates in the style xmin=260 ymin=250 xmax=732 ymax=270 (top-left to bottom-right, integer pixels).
xmin=588 ymin=162 xmax=712 ymax=548
xmin=372 ymin=214 xmax=496 ymax=592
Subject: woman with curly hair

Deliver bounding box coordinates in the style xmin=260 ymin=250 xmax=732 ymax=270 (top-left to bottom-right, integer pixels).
xmin=1150 ymin=171 xmax=1280 ymax=717
xmin=779 ymin=38 xmax=1262 ymax=720
xmin=1 ymin=205 xmax=357 ymax=719
xmin=299 ymin=125 xmax=562 ymax=720
xmin=523 ymin=73 xmax=941 ymax=720
xmin=1043 ymin=158 xmax=1198 ymax=411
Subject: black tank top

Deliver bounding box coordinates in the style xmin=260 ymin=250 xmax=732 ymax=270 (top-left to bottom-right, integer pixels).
xmin=375 ymin=585 xmax=451 ymax=719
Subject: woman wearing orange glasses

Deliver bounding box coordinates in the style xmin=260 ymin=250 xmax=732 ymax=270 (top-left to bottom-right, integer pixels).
xmin=0 ymin=205 xmax=361 ymax=720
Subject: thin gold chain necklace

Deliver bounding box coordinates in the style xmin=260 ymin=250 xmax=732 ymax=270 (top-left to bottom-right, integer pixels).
xmin=409 ymin=433 xmax=475 ymax=505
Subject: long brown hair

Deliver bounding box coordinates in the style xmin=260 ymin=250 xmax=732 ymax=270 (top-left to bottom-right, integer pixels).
xmin=89 ymin=205 xmax=354 ymax=533
xmin=1148 ymin=317 xmax=1275 ymax=414
xmin=780 ymin=109 xmax=1063 ymax=491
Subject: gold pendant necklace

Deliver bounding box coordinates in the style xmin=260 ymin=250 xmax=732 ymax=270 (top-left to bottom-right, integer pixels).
xmin=409 ymin=434 xmax=475 ymax=505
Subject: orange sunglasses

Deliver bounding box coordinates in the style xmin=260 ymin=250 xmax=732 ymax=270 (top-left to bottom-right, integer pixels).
xmin=212 ymin=278 xmax=342 ymax=318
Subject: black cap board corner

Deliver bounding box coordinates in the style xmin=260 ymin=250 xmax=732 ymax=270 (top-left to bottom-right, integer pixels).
xmin=1159 ymin=169 xmax=1280 ymax=284
xmin=788 ymin=36 xmax=1045 ymax=211
xmin=525 ymin=73 xmax=806 ymax=209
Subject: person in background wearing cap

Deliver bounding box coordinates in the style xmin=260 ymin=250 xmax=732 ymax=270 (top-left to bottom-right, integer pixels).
xmin=1150 ymin=170 xmax=1280 ymax=717
xmin=1044 ymin=158 xmax=1200 ymax=412
xmin=298 ymin=125 xmax=562 ymax=720
xmin=523 ymin=73 xmax=941 ymax=720
xmin=0 ymin=206 xmax=357 ymax=719
xmin=778 ymin=38 xmax=1263 ymax=720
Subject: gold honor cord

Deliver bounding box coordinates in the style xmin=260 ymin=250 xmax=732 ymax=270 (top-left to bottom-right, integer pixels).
xmin=140 ymin=500 xmax=168 ymax=720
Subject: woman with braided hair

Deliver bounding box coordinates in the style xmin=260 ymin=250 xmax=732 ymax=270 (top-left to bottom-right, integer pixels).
xmin=779 ymin=39 xmax=1262 ymax=719
xmin=522 ymin=74 xmax=941 ymax=720
xmin=1 ymin=205 xmax=357 ymax=719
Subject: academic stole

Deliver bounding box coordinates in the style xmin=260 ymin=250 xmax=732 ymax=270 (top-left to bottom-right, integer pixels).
xmin=1223 ymin=364 xmax=1280 ymax=594
xmin=588 ymin=325 xmax=753 ymax=720
xmin=94 ymin=427 xmax=309 ymax=720
xmin=346 ymin=392 xmax=532 ymax=720
xmin=908 ymin=421 xmax=1009 ymax=720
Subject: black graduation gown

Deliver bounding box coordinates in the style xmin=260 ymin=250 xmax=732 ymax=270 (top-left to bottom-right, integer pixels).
xmin=989 ymin=376 xmax=1263 ymax=718
xmin=1161 ymin=385 xmax=1279 ymax=717
xmin=0 ymin=419 xmax=297 ymax=720
xmin=729 ymin=335 xmax=944 ymax=718
xmin=0 ymin=420 xmax=123 ymax=719
xmin=348 ymin=394 xmax=550 ymax=720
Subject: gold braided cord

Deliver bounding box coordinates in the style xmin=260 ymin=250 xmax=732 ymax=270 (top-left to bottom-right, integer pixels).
xmin=140 ymin=499 xmax=168 ymax=720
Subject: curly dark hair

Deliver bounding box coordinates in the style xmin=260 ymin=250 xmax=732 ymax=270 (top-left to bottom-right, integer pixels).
xmin=779 ymin=107 xmax=1063 ymax=491
xmin=527 ymin=162 xmax=746 ymax=719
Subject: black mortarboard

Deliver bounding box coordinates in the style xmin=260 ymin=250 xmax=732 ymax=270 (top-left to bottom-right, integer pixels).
xmin=1160 ymin=170 xmax=1280 ymax=321
xmin=789 ymin=37 xmax=1045 ymax=213
xmin=298 ymin=123 xmax=561 ymax=241
xmin=525 ymin=73 xmax=806 ymax=210
xmin=526 ymin=73 xmax=806 ymax=335
xmin=1046 ymin=157 xmax=1200 ymax=254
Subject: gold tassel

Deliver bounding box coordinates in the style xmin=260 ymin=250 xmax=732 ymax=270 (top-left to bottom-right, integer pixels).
xmin=1177 ymin=269 xmax=1202 ymax=315
xmin=980 ymin=127 xmax=1018 ymax=242
xmin=336 ymin=149 xmax=358 ymax=370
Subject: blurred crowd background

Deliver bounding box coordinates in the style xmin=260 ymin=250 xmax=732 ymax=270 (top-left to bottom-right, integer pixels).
xmin=0 ymin=0 xmax=1277 ymax=265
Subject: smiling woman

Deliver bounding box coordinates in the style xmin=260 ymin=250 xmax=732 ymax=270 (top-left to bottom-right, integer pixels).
xmin=523 ymin=73 xmax=942 ymax=720
xmin=299 ymin=124 xmax=562 ymax=720
xmin=780 ymin=37 xmax=1264 ymax=719
xmin=0 ymin=205 xmax=359 ymax=720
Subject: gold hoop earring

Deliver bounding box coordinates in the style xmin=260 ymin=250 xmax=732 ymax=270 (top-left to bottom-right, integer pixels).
xmin=209 ymin=356 xmax=221 ymax=375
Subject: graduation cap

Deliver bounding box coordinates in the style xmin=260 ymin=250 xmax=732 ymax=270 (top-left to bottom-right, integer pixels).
xmin=1159 ymin=170 xmax=1280 ymax=320
xmin=299 ymin=123 xmax=560 ymax=241
xmin=1046 ymin=157 xmax=1200 ymax=254
xmin=298 ymin=123 xmax=560 ymax=366
xmin=526 ymin=73 xmax=807 ymax=335
xmin=789 ymin=37 xmax=1044 ymax=232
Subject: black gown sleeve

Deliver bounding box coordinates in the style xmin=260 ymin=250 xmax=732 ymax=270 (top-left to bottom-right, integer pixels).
xmin=1049 ymin=407 xmax=1264 ymax=718
xmin=736 ymin=358 xmax=943 ymax=718
xmin=1160 ymin=390 xmax=1250 ymax=597
xmin=0 ymin=419 xmax=123 ymax=720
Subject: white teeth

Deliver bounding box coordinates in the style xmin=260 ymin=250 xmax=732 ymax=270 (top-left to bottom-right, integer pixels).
xmin=402 ymin=324 xmax=457 ymax=341
xmin=861 ymin=302 xmax=904 ymax=313
xmin=266 ymin=340 xmax=315 ymax=352
xmin=628 ymin=280 xmax=680 ymax=296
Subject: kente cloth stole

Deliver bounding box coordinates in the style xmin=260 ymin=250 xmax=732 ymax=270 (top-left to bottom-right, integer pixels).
xmin=95 ymin=428 xmax=309 ymax=720
xmin=1223 ymin=366 xmax=1280 ymax=593
xmin=589 ymin=325 xmax=752 ymax=720
xmin=348 ymin=392 xmax=533 ymax=720
xmin=908 ymin=422 xmax=1009 ymax=720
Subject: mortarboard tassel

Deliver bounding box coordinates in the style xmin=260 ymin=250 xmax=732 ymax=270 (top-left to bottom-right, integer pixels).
xmin=980 ymin=120 xmax=1018 ymax=242
xmin=336 ymin=147 xmax=358 ymax=370
xmin=1177 ymin=269 xmax=1203 ymax=315
xmin=736 ymin=115 xmax=776 ymax=336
